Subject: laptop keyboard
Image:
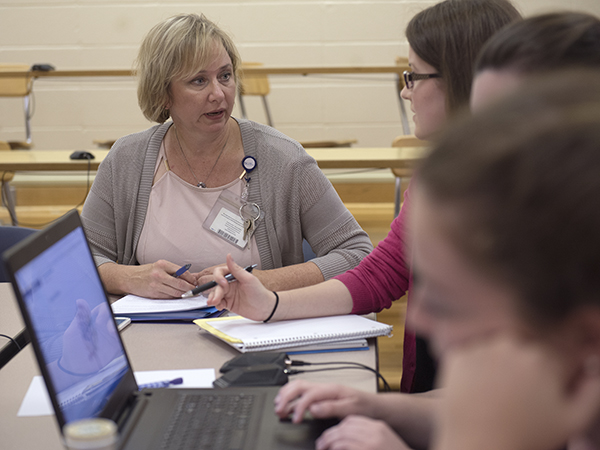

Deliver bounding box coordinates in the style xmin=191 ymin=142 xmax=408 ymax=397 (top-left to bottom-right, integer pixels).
xmin=161 ymin=393 xmax=257 ymax=450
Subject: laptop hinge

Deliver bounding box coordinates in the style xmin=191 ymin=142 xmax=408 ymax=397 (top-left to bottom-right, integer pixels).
xmin=114 ymin=392 xmax=149 ymax=448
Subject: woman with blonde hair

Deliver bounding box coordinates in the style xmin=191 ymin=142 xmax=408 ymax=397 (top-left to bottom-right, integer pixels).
xmin=81 ymin=13 xmax=373 ymax=299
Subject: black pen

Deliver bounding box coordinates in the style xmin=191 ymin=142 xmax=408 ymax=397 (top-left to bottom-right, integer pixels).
xmin=181 ymin=264 xmax=257 ymax=298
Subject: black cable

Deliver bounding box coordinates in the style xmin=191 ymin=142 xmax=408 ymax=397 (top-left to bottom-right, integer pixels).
xmin=0 ymin=333 xmax=20 ymax=351
xmin=288 ymin=359 xmax=391 ymax=392
xmin=0 ymin=328 xmax=30 ymax=369
xmin=73 ymin=157 xmax=93 ymax=209
xmin=288 ymin=366 xmax=391 ymax=392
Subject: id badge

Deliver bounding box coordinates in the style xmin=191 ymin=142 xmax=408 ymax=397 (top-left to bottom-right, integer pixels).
xmin=203 ymin=190 xmax=262 ymax=249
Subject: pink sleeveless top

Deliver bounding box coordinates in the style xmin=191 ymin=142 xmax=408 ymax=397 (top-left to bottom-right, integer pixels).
xmin=136 ymin=142 xmax=261 ymax=272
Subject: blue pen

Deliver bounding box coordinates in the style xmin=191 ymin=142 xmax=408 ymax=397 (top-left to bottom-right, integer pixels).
xmin=173 ymin=263 xmax=191 ymax=278
xmin=138 ymin=377 xmax=183 ymax=390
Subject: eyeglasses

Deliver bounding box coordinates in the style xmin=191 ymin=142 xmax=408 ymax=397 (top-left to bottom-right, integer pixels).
xmin=403 ymin=71 xmax=441 ymax=89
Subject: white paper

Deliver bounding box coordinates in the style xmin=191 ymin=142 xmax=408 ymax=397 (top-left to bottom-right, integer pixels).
xmin=17 ymin=368 xmax=216 ymax=417
xmin=111 ymin=294 xmax=209 ymax=314
xmin=18 ymin=376 xmax=50 ymax=417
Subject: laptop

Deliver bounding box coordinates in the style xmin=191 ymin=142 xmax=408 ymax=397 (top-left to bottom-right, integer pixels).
xmin=3 ymin=210 xmax=334 ymax=449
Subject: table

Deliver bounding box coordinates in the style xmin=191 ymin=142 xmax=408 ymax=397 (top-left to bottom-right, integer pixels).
xmin=0 ymin=147 xmax=426 ymax=225
xmin=0 ymin=150 xmax=107 ymax=172
xmin=0 ymin=62 xmax=412 ymax=134
xmin=0 ymin=283 xmax=379 ymax=449
xmin=0 ymin=63 xmax=408 ymax=79
xmin=0 ymin=147 xmax=424 ymax=172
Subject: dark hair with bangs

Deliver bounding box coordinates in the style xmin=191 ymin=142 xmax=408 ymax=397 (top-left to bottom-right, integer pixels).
xmin=406 ymin=0 xmax=521 ymax=114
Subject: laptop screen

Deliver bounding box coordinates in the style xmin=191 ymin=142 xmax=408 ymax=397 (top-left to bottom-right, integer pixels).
xmin=12 ymin=225 xmax=129 ymax=424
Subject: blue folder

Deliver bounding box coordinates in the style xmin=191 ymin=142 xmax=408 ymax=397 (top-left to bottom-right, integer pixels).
xmin=123 ymin=306 xmax=221 ymax=322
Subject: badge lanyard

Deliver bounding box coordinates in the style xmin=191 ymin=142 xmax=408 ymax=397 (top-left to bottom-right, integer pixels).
xmin=240 ymin=156 xmax=256 ymax=202
xmin=202 ymin=156 xmax=262 ymax=250
xmin=239 ymin=156 xmax=260 ymax=245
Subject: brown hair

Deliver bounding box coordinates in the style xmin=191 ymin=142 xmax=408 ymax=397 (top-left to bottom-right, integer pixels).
xmin=476 ymin=12 xmax=600 ymax=74
xmin=406 ymin=0 xmax=521 ymax=114
xmin=418 ymin=69 xmax=600 ymax=328
xmin=135 ymin=13 xmax=241 ymax=123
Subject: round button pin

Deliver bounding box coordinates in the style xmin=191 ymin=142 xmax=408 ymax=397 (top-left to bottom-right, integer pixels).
xmin=242 ymin=156 xmax=257 ymax=172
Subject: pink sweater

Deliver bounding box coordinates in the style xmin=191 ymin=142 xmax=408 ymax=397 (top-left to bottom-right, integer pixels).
xmin=334 ymin=184 xmax=415 ymax=392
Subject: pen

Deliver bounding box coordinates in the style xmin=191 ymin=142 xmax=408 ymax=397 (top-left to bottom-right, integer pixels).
xmin=206 ymin=308 xmax=228 ymax=318
xmin=173 ymin=263 xmax=191 ymax=278
xmin=138 ymin=377 xmax=183 ymax=390
xmin=181 ymin=264 xmax=257 ymax=298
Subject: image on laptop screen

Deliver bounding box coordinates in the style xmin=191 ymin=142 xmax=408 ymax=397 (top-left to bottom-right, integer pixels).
xmin=13 ymin=226 xmax=128 ymax=424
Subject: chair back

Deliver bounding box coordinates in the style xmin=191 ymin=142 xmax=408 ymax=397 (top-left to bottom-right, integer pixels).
xmin=0 ymin=64 xmax=34 ymax=149
xmin=237 ymin=62 xmax=356 ymax=147
xmin=0 ymin=226 xmax=37 ymax=282
xmin=0 ymin=64 xmax=32 ymax=97
xmin=0 ymin=226 xmax=36 ymax=367
xmin=391 ymin=134 xmax=427 ymax=147
xmin=239 ymin=62 xmax=271 ymax=96
xmin=390 ymin=135 xmax=427 ymax=178
xmin=237 ymin=62 xmax=274 ymax=127
xmin=391 ymin=134 xmax=428 ymax=216
xmin=0 ymin=141 xmax=14 ymax=183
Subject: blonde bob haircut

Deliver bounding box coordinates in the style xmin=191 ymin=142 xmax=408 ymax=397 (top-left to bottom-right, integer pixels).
xmin=135 ymin=13 xmax=241 ymax=123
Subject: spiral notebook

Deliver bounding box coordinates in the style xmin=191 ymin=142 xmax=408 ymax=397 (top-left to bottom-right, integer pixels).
xmin=194 ymin=315 xmax=393 ymax=353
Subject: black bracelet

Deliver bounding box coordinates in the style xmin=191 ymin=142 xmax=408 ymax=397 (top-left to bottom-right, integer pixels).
xmin=263 ymin=291 xmax=279 ymax=323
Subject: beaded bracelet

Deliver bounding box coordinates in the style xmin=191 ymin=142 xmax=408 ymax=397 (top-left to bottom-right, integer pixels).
xmin=263 ymin=291 xmax=279 ymax=323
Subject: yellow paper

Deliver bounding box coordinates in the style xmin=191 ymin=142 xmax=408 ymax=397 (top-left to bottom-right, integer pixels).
xmin=194 ymin=316 xmax=244 ymax=344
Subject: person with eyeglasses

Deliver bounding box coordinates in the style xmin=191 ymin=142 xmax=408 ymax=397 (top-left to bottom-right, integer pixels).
xmin=401 ymin=70 xmax=442 ymax=139
xmin=212 ymin=9 xmax=600 ymax=450
xmin=207 ymin=0 xmax=521 ymax=395
xmin=275 ymin=69 xmax=600 ymax=450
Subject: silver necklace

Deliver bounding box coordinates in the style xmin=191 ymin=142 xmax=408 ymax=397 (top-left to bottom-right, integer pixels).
xmin=174 ymin=126 xmax=229 ymax=188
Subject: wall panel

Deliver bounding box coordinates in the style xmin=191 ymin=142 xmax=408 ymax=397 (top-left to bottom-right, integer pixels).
xmin=0 ymin=0 xmax=599 ymax=149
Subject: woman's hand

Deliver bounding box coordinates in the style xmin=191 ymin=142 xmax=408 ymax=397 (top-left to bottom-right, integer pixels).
xmin=274 ymin=380 xmax=376 ymax=424
xmin=194 ymin=263 xmax=227 ymax=287
xmin=207 ymin=254 xmax=277 ymax=321
xmin=131 ymin=260 xmax=198 ymax=298
xmin=100 ymin=260 xmax=197 ymax=298
xmin=433 ymin=336 xmax=600 ymax=450
xmin=315 ymin=415 xmax=412 ymax=450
